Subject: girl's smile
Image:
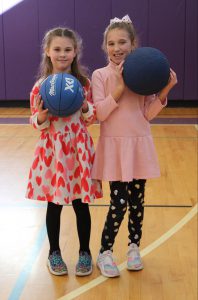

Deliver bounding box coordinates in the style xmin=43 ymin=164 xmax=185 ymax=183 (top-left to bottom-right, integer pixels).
xmin=106 ymin=28 xmax=133 ymax=64
xmin=46 ymin=36 xmax=76 ymax=73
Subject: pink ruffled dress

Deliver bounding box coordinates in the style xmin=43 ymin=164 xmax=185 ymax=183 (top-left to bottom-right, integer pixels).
xmin=91 ymin=61 xmax=167 ymax=182
xmin=26 ymin=79 xmax=102 ymax=205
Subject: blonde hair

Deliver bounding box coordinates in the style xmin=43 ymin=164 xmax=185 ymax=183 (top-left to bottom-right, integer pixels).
xmin=38 ymin=27 xmax=88 ymax=86
xmin=102 ymin=21 xmax=138 ymax=53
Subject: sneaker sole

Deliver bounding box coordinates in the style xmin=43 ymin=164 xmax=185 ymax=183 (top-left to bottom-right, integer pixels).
xmin=127 ymin=264 xmax=144 ymax=271
xmin=47 ymin=260 xmax=68 ymax=276
xmin=97 ymin=263 xmax=120 ymax=278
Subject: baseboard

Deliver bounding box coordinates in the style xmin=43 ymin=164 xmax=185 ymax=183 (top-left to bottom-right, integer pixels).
xmin=0 ymin=100 xmax=30 ymax=108
xmin=167 ymin=100 xmax=198 ymax=107
xmin=0 ymin=99 xmax=197 ymax=108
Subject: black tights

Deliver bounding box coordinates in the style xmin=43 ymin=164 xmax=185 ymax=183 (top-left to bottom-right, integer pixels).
xmin=46 ymin=199 xmax=91 ymax=255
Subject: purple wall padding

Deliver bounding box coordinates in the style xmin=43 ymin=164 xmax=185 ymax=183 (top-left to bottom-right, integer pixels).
xmin=148 ymin=0 xmax=185 ymax=100
xmin=3 ymin=0 xmax=39 ymax=100
xmin=75 ymin=0 xmax=111 ymax=73
xmin=184 ymin=0 xmax=198 ymax=99
xmin=0 ymin=0 xmax=197 ymax=101
xmin=38 ymin=0 xmax=75 ymax=44
xmin=0 ymin=7 xmax=6 ymax=99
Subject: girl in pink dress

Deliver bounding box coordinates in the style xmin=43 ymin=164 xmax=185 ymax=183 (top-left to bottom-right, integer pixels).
xmin=91 ymin=15 xmax=177 ymax=277
xmin=26 ymin=27 xmax=102 ymax=277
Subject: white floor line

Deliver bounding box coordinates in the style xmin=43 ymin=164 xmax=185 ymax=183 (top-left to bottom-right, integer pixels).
xmin=58 ymin=204 xmax=197 ymax=300
xmin=195 ymin=125 xmax=198 ymax=130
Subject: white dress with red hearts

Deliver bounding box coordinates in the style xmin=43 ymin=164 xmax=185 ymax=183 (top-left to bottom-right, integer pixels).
xmin=26 ymin=79 xmax=102 ymax=205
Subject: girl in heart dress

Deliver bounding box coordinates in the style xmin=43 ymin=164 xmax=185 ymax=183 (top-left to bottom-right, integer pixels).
xmin=26 ymin=27 xmax=102 ymax=277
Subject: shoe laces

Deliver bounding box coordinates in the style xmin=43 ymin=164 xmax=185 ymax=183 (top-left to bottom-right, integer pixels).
xmin=101 ymin=250 xmax=116 ymax=265
xmin=49 ymin=250 xmax=64 ymax=266
xmin=78 ymin=251 xmax=91 ymax=267
xmin=128 ymin=244 xmax=140 ymax=259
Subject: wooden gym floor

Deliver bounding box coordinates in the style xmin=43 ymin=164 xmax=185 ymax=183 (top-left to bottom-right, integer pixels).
xmin=0 ymin=107 xmax=197 ymax=300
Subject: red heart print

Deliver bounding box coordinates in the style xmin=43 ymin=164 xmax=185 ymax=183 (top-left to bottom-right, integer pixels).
xmin=44 ymin=155 xmax=52 ymax=167
xmin=57 ymin=161 xmax=64 ymax=173
xmin=51 ymin=174 xmax=56 ymax=187
xmin=74 ymin=166 xmax=80 ymax=178
xmin=82 ymin=177 xmax=89 ymax=192
xmin=71 ymin=123 xmax=79 ymax=134
xmin=62 ymin=141 xmax=70 ymax=155
xmin=84 ymin=195 xmax=90 ymax=203
xmin=32 ymin=157 xmax=39 ymax=170
xmin=73 ymin=184 xmax=81 ymax=194
xmin=37 ymin=195 xmax=46 ymax=201
xmin=58 ymin=177 xmax=65 ymax=187
xmin=46 ymin=139 xmax=53 ymax=149
xmin=36 ymin=176 xmax=42 ymax=186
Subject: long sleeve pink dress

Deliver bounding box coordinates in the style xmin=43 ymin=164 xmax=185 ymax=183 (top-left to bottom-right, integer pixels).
xmin=91 ymin=61 xmax=167 ymax=182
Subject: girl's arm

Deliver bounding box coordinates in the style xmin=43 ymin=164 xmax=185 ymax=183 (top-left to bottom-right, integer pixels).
xmin=30 ymin=80 xmax=50 ymax=130
xmin=158 ymin=69 xmax=177 ymax=102
xmin=92 ymin=70 xmax=121 ymax=122
xmin=143 ymin=94 xmax=167 ymax=121
xmin=92 ymin=62 xmax=125 ymax=121
xmin=81 ymin=79 xmax=96 ymax=126
xmin=143 ymin=69 xmax=177 ymax=121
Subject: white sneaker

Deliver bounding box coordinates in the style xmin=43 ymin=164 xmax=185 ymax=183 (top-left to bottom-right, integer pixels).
xmin=127 ymin=243 xmax=143 ymax=271
xmin=97 ymin=250 xmax=120 ymax=277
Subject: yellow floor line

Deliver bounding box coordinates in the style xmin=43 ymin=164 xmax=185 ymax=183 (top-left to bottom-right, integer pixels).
xmin=58 ymin=204 xmax=197 ymax=300
xmin=195 ymin=125 xmax=198 ymax=130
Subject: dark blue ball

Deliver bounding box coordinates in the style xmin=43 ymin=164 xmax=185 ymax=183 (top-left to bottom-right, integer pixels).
xmin=40 ymin=73 xmax=84 ymax=117
xmin=123 ymin=47 xmax=170 ymax=95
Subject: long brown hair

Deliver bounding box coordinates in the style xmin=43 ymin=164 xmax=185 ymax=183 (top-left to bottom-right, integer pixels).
xmin=38 ymin=27 xmax=88 ymax=86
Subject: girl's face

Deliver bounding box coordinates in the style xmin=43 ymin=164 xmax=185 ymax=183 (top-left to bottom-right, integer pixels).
xmin=106 ymin=28 xmax=133 ymax=64
xmin=46 ymin=36 xmax=76 ymax=73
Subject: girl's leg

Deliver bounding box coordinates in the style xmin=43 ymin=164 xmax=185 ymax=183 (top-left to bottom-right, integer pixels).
xmin=97 ymin=181 xmax=128 ymax=278
xmin=46 ymin=202 xmax=67 ymax=275
xmin=126 ymin=179 xmax=146 ymax=271
xmin=100 ymin=181 xmax=128 ymax=253
xmin=127 ymin=179 xmax=146 ymax=246
xmin=72 ymin=199 xmax=92 ymax=276
xmin=72 ymin=199 xmax=91 ymax=253
xmin=46 ymin=201 xmax=63 ymax=254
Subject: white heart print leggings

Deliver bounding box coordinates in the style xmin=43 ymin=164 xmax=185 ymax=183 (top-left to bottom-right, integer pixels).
xmin=100 ymin=179 xmax=146 ymax=253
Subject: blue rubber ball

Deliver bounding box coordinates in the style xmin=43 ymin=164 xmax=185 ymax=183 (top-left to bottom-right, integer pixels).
xmin=40 ymin=73 xmax=84 ymax=117
xmin=123 ymin=47 xmax=170 ymax=95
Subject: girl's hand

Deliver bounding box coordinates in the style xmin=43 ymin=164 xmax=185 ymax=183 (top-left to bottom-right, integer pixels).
xmin=158 ymin=68 xmax=178 ymax=103
xmin=112 ymin=61 xmax=125 ymax=102
xmin=36 ymin=95 xmax=48 ymax=125
xmin=81 ymin=99 xmax=89 ymax=113
xmin=167 ymin=68 xmax=178 ymax=89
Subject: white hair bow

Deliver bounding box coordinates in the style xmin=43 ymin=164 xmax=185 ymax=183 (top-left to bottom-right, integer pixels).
xmin=110 ymin=14 xmax=132 ymax=25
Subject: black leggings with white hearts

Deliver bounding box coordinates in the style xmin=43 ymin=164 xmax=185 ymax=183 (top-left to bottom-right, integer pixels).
xmin=100 ymin=179 xmax=146 ymax=253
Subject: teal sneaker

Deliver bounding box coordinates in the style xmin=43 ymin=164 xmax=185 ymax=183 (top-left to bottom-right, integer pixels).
xmin=75 ymin=251 xmax=93 ymax=276
xmin=47 ymin=250 xmax=68 ymax=276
